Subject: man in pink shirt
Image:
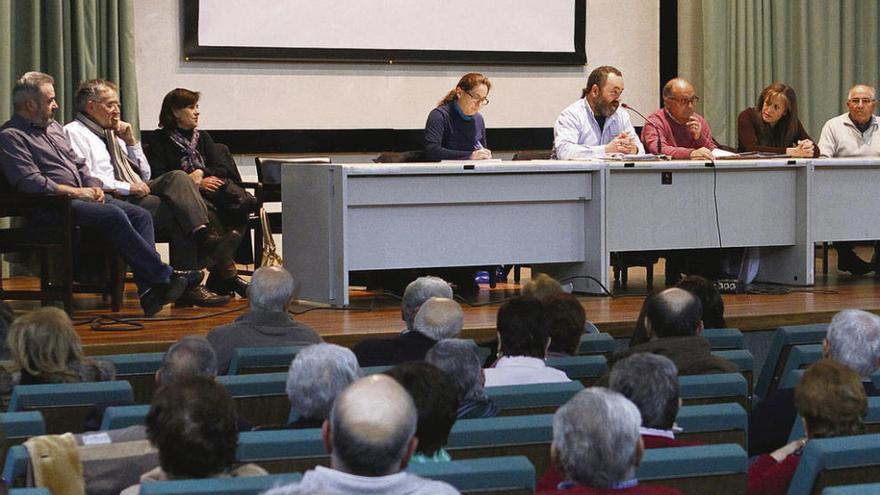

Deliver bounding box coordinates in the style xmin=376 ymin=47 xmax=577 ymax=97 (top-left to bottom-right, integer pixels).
xmin=642 ymin=78 xmax=715 ymax=160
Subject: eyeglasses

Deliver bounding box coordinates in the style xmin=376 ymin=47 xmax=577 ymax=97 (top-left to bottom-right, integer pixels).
xmin=667 ymin=96 xmax=700 ymax=105
xmin=848 ymin=98 xmax=876 ymax=106
xmin=465 ymin=90 xmax=489 ymax=106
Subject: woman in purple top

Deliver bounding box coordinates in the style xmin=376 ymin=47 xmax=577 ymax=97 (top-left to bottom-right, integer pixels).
xmin=737 ymin=83 xmax=819 ymax=157
xmin=424 ymin=73 xmax=492 ymax=161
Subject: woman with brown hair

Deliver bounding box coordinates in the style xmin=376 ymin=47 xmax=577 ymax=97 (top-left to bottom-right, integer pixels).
xmin=146 ymin=88 xmax=250 ymax=298
xmin=0 ymin=307 xmax=115 ymax=410
xmin=747 ymin=359 xmax=867 ymax=495
xmin=424 ymin=73 xmax=492 ymax=161
xmin=737 ymin=82 xmax=819 ymax=157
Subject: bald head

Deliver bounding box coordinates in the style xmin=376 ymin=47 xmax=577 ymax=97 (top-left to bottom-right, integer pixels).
xmin=646 ymin=288 xmax=703 ymax=338
xmin=662 ymin=78 xmax=697 ymax=123
xmin=663 ymin=78 xmax=694 ymax=99
xmin=846 ymin=84 xmax=877 ymax=127
xmin=328 ymin=374 xmax=417 ymax=476
xmin=413 ymin=297 xmax=464 ymax=340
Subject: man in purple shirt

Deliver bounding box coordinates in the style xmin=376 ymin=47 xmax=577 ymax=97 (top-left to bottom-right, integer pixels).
xmin=0 ymin=72 xmax=201 ymax=316
xmin=641 ymin=78 xmax=716 ymax=160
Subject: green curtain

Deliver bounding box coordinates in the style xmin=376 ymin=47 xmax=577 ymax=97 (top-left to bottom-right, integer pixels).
xmin=701 ymin=0 xmax=880 ymax=146
xmin=0 ymin=0 xmax=139 ymax=132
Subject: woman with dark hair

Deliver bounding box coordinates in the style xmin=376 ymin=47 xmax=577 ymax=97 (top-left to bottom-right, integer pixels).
xmin=747 ymin=359 xmax=867 ymax=495
xmin=146 ymin=88 xmax=251 ymax=298
xmin=737 ymin=83 xmax=819 ymax=157
xmin=424 ymin=73 xmax=492 ymax=161
xmin=677 ymin=275 xmax=726 ymax=329
xmin=483 ymin=297 xmax=570 ymax=387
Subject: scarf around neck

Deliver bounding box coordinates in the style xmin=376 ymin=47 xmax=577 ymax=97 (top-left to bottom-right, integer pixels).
xmin=75 ymin=112 xmax=143 ymax=184
xmin=168 ymin=128 xmax=205 ymax=173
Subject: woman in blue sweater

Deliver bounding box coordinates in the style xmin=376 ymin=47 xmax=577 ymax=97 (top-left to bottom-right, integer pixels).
xmin=424 ymin=73 xmax=492 ymax=161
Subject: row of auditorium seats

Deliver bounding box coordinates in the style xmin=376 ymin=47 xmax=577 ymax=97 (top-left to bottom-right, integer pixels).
xmin=7 ymin=435 xmax=880 ymax=495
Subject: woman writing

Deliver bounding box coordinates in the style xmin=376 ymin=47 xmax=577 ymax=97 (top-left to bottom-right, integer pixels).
xmin=424 ymin=73 xmax=492 ymax=161
xmin=737 ymin=83 xmax=819 ymax=157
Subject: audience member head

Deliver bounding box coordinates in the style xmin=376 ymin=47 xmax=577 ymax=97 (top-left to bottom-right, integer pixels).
xmin=610 ymin=353 xmax=680 ymax=430
xmin=12 ymin=71 xmax=58 ymax=126
xmin=386 ymin=361 xmax=459 ymax=456
xmin=326 ymin=374 xmax=418 ymax=476
xmin=146 ymin=377 xmax=239 ymax=478
xmin=73 ymin=79 xmax=122 ymax=131
xmin=7 ymin=307 xmax=87 ymax=381
xmin=583 ymin=65 xmax=624 ymax=117
xmin=158 ymin=88 xmax=200 ymax=130
xmin=157 ymin=336 xmax=218 ymax=385
xmin=795 ymin=359 xmax=867 ymax=439
xmin=426 ymin=339 xmax=488 ymax=404
xmin=401 ymin=276 xmax=453 ymax=330
xmin=521 ymin=273 xmax=565 ymax=301
xmin=438 ymin=72 xmax=492 ymax=116
xmin=846 ymin=84 xmax=877 ymax=127
xmin=552 ymin=388 xmax=643 ymax=488
xmin=248 ymin=266 xmax=296 ymax=313
xmin=824 ymin=309 xmax=880 ymax=377
xmin=412 ymin=297 xmax=464 ymax=341
xmin=497 ymin=296 xmax=549 ymax=359
xmin=644 ymin=288 xmax=703 ymax=338
xmin=544 ymin=293 xmax=586 ymax=356
xmin=677 ymin=275 xmax=726 ymax=329
xmin=753 ymin=82 xmax=801 ymax=147
xmin=629 ymin=291 xmax=658 ymax=347
xmin=286 ymin=343 xmax=362 ymax=421
xmin=662 ymin=78 xmax=699 ymax=124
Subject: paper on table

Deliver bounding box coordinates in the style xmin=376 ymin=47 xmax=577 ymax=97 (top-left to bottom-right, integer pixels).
xmin=711 ymin=148 xmax=737 ymax=158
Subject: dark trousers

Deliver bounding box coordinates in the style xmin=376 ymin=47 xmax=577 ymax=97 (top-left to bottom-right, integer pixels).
xmin=70 ymin=197 xmax=171 ymax=293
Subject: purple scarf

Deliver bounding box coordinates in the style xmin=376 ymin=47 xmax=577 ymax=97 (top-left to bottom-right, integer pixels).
xmin=168 ymin=128 xmax=205 ymax=173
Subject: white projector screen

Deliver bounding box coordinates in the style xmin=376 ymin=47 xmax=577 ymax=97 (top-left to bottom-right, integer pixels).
xmin=184 ymin=0 xmax=586 ymax=65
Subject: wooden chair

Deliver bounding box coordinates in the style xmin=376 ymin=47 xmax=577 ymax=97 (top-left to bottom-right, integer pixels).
xmin=0 ymin=176 xmax=124 ymax=314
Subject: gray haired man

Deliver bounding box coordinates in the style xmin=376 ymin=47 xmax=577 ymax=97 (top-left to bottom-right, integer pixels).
xmin=207 ymin=266 xmax=322 ymax=373
xmin=286 ymin=343 xmax=363 ymax=429
xmin=264 ymin=375 xmax=459 ymax=495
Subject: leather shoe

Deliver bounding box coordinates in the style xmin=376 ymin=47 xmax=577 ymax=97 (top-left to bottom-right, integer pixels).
xmin=838 ymin=256 xmax=873 ymax=276
xmin=172 ymin=269 xmax=205 ymax=291
xmin=175 ymin=285 xmax=231 ymax=308
xmin=207 ymin=274 xmax=250 ymax=298
xmin=140 ymin=276 xmax=189 ymax=317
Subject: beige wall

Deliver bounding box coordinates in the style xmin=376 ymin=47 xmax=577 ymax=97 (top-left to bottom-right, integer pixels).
xmin=133 ymin=0 xmax=660 ymax=131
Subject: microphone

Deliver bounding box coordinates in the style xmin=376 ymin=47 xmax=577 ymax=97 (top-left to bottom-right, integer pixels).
xmin=621 ymin=103 xmax=661 ymax=155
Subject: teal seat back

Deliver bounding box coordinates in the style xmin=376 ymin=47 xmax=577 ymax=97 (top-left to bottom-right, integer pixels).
xmin=236 ymin=428 xmax=326 ymax=474
xmin=3 ymin=444 xmax=30 ymax=487
xmin=362 ymin=365 xmax=393 ymax=375
xmin=545 ymin=355 xmax=607 ymax=386
xmin=227 ymin=346 xmax=306 ymax=375
xmin=789 ymin=396 xmax=880 ymax=442
xmin=675 ymin=403 xmax=748 ymax=449
xmin=102 ymin=352 xmax=164 ymax=403
xmin=485 ymin=381 xmax=584 ymax=416
xmin=9 ymin=489 xmax=51 ymax=495
xmin=408 ymin=455 xmax=535 ymax=494
xmin=703 ymin=328 xmax=744 ymax=349
xmin=100 ymin=404 xmax=150 ymax=430
xmin=8 ymin=381 xmax=134 ymax=434
xmin=637 ymin=443 xmax=747 ymax=495
xmin=577 ymin=332 xmax=616 ymax=355
xmin=216 ymin=373 xmax=290 ymax=426
xmin=711 ymin=349 xmax=755 ymax=406
xmin=821 ymin=483 xmax=880 ymax=495
xmin=679 ymin=373 xmax=748 ymax=408
xmin=138 ymin=473 xmax=302 ymax=495
xmin=0 ymin=411 xmax=45 ymax=461
xmin=787 ymin=434 xmax=880 ymax=495
xmin=447 ymin=414 xmax=553 ymax=475
xmin=755 ymin=324 xmax=827 ymax=400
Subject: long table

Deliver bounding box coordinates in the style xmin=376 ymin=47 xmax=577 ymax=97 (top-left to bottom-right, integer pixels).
xmin=281 ymin=158 xmax=875 ymax=306
xmin=281 ymin=161 xmax=605 ymax=305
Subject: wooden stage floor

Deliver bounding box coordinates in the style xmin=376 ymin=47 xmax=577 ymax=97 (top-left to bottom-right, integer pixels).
xmin=4 ymin=251 xmax=880 ymax=356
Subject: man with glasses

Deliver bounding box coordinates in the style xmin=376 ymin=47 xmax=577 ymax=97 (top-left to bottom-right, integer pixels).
xmin=817 ymin=84 xmax=879 ymax=273
xmin=641 ymin=78 xmax=715 ymax=160
xmin=64 ymin=79 xmax=231 ymax=307
xmin=553 ymin=65 xmax=644 ymax=160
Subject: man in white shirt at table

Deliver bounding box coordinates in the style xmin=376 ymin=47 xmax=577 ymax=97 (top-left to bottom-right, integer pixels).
xmin=552 ymin=65 xmax=645 ymax=160
xmin=817 ymin=84 xmax=879 ymax=275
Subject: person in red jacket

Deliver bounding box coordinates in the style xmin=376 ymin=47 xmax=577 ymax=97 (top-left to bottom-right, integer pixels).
xmin=747 ymin=359 xmax=867 ymax=495
xmin=537 ymin=388 xmax=683 ymax=495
